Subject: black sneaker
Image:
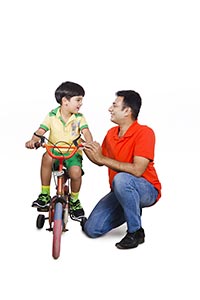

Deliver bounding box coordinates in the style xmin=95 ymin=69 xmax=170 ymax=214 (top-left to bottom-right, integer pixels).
xmin=115 ymin=228 xmax=145 ymax=249
xmin=69 ymin=199 xmax=85 ymax=220
xmin=32 ymin=193 xmax=51 ymax=208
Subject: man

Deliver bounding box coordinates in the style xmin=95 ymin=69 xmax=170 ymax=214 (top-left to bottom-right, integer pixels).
xmin=82 ymin=90 xmax=161 ymax=249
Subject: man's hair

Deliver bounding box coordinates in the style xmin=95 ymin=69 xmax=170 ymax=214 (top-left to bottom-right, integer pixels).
xmin=55 ymin=81 xmax=85 ymax=104
xmin=116 ymin=90 xmax=142 ymax=120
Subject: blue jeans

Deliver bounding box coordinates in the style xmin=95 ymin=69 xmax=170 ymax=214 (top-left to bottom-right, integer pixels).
xmin=84 ymin=172 xmax=158 ymax=237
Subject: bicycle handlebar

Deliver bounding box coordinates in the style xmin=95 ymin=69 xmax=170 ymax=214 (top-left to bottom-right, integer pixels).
xmin=34 ymin=133 xmax=83 ymax=160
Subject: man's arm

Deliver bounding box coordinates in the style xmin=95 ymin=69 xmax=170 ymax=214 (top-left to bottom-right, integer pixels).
xmin=83 ymin=141 xmax=150 ymax=177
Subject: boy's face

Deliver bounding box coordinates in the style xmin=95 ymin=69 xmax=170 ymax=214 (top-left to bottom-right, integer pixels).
xmin=62 ymin=96 xmax=83 ymax=113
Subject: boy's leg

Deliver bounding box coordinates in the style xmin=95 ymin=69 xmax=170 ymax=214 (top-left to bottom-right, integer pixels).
xmin=32 ymin=152 xmax=52 ymax=208
xmin=68 ymin=165 xmax=85 ymax=218
xmin=68 ymin=166 xmax=82 ymax=194
xmin=83 ymin=191 xmax=125 ymax=238
xmin=40 ymin=152 xmax=52 ymax=186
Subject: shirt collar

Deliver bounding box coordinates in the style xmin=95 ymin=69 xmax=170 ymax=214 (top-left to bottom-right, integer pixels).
xmin=113 ymin=120 xmax=138 ymax=140
xmin=56 ymin=107 xmax=76 ymax=125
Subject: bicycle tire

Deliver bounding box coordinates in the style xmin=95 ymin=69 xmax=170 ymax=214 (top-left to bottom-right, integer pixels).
xmin=52 ymin=202 xmax=63 ymax=259
xmin=36 ymin=214 xmax=45 ymax=229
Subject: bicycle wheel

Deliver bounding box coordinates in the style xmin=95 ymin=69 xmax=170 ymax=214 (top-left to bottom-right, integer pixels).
xmin=36 ymin=214 xmax=45 ymax=229
xmin=52 ymin=202 xmax=63 ymax=259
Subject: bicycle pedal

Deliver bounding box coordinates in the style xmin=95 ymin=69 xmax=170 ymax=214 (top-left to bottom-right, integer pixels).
xmin=46 ymin=227 xmax=53 ymax=232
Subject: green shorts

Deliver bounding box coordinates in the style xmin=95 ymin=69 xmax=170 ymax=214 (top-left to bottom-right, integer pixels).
xmin=53 ymin=152 xmax=84 ymax=174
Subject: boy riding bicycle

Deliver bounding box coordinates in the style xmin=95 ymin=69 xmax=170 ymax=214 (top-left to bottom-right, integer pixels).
xmin=25 ymin=81 xmax=93 ymax=219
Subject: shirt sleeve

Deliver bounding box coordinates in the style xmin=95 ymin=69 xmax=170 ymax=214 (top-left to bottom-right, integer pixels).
xmin=134 ymin=127 xmax=155 ymax=161
xmin=39 ymin=113 xmax=51 ymax=132
xmin=80 ymin=114 xmax=89 ymax=131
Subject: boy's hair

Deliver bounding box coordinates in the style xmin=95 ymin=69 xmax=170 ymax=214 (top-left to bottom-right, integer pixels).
xmin=55 ymin=81 xmax=85 ymax=104
xmin=116 ymin=90 xmax=142 ymax=120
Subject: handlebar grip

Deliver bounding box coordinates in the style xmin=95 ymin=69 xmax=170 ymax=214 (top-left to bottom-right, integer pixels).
xmin=73 ymin=134 xmax=81 ymax=147
xmin=34 ymin=142 xmax=41 ymax=149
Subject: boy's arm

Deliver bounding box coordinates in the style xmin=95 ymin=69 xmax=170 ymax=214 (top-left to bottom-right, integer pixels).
xmin=25 ymin=128 xmax=46 ymax=149
xmin=81 ymin=128 xmax=93 ymax=142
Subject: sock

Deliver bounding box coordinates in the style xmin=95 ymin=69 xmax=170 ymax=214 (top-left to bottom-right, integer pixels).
xmin=70 ymin=192 xmax=79 ymax=202
xmin=41 ymin=185 xmax=50 ymax=195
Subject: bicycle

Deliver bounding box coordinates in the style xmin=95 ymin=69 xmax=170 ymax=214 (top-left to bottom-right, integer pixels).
xmin=33 ymin=133 xmax=84 ymax=259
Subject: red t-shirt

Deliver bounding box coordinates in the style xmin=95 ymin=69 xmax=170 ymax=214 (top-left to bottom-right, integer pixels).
xmin=101 ymin=120 xmax=161 ymax=201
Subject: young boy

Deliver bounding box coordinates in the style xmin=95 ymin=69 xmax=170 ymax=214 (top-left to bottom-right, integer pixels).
xmin=25 ymin=81 xmax=93 ymax=219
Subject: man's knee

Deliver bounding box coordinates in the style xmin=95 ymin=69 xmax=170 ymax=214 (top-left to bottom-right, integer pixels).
xmin=112 ymin=172 xmax=130 ymax=190
xmin=83 ymin=221 xmax=102 ymax=238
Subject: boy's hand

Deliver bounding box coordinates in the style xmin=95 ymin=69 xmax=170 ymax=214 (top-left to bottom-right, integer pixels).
xmin=25 ymin=128 xmax=46 ymax=149
xmin=25 ymin=140 xmax=37 ymax=149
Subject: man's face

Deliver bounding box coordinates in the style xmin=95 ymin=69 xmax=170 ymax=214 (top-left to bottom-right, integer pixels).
xmin=108 ymin=96 xmax=126 ymax=124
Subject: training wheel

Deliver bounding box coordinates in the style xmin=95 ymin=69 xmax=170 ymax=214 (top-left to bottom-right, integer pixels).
xmin=36 ymin=214 xmax=45 ymax=229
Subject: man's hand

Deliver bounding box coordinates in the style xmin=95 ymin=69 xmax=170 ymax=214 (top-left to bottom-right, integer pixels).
xmin=83 ymin=141 xmax=104 ymax=166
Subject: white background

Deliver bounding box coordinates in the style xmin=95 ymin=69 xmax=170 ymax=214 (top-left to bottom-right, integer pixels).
xmin=0 ymin=0 xmax=199 ymax=299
